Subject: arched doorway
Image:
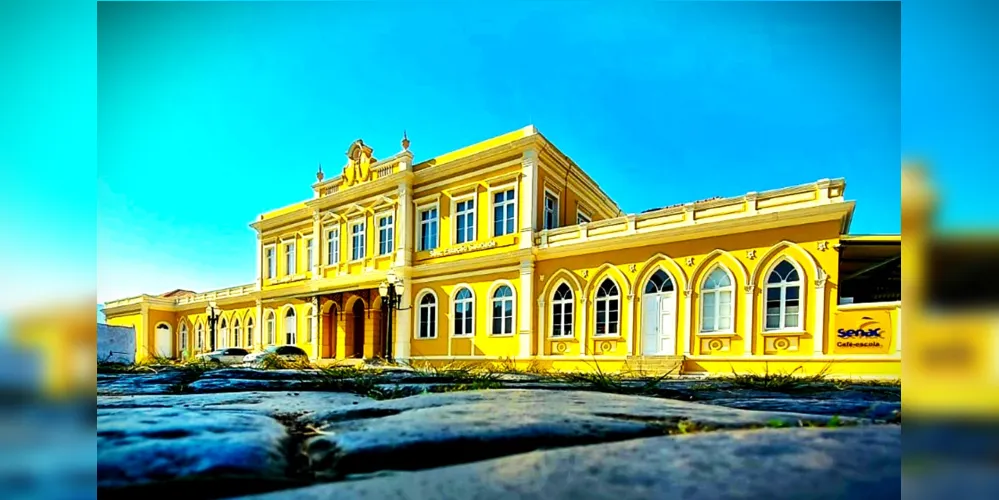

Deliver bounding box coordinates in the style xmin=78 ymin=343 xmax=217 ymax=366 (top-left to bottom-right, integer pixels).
xmin=154 ymin=323 xmax=173 ymax=358
xmin=351 ymin=299 xmax=365 ymax=358
xmin=321 ymin=303 xmax=337 ymax=359
xmin=641 ymin=269 xmax=678 ymax=355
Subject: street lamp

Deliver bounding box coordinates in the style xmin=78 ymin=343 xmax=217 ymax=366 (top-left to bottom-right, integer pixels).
xmin=377 ymin=269 xmax=406 ymax=361
xmin=205 ymin=301 xmax=221 ymax=352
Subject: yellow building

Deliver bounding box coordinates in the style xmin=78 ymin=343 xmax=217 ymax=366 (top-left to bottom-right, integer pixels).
xmin=103 ymin=126 xmax=901 ymax=376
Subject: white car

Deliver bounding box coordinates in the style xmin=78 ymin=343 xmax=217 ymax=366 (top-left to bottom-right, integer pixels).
xmin=242 ymin=345 xmax=309 ymax=365
xmin=196 ymin=348 xmax=250 ymax=365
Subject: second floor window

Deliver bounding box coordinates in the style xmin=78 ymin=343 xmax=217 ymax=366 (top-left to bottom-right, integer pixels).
xmin=351 ymin=221 xmax=366 ymax=260
xmin=455 ymin=198 xmax=475 ymax=244
xmin=265 ymin=247 xmax=276 ymax=279
xmin=419 ymin=207 xmax=438 ymax=251
xmin=305 ymin=238 xmax=314 ymax=271
xmin=577 ymin=210 xmax=591 ymax=225
xmin=493 ymin=189 xmax=516 ymax=236
xmin=327 ymin=228 xmax=340 ymax=265
xmin=544 ymin=191 xmax=559 ymax=230
xmin=378 ymin=214 xmax=394 ymax=256
xmin=284 ymin=242 xmax=296 ymax=275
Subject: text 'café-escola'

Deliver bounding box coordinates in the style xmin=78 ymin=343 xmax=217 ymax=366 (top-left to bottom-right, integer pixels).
xmin=103 ymin=126 xmax=901 ymax=376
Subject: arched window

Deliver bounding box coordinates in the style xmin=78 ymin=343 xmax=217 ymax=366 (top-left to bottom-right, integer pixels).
xmin=701 ymin=267 xmax=734 ymax=332
xmin=196 ymin=323 xmax=204 ymax=351
xmin=233 ymin=319 xmax=241 ymax=347
xmin=491 ymin=285 xmax=514 ymax=335
xmin=305 ymin=306 xmax=316 ymax=343
xmin=453 ymin=288 xmax=473 ymax=337
xmin=246 ymin=317 xmax=255 ymax=346
xmin=644 ymin=269 xmax=674 ymax=294
xmin=594 ymin=279 xmax=620 ymax=336
xmin=552 ymin=283 xmax=574 ymax=337
xmin=219 ymin=318 xmax=228 ymax=349
xmin=285 ymin=307 xmax=297 ymax=345
xmin=417 ymin=292 xmax=437 ymax=339
xmin=266 ymin=311 xmax=276 ymax=345
xmin=179 ymin=323 xmax=188 ymax=353
xmin=765 ymin=260 xmax=802 ymax=330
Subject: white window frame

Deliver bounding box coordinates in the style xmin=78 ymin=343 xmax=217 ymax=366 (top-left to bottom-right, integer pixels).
xmin=264 ymin=244 xmax=276 ymax=279
xmin=700 ymin=266 xmax=736 ymax=334
xmin=550 ymin=282 xmax=575 ymax=338
xmin=451 ymin=285 xmax=475 ymax=338
xmin=305 ymin=305 xmax=316 ymax=343
xmin=377 ymin=212 xmax=395 ymax=256
xmin=452 ymin=194 xmax=477 ymax=245
xmin=576 ymin=207 xmax=592 ymax=225
xmin=284 ymin=306 xmax=297 ymax=345
xmin=489 ymin=281 xmax=517 ymax=336
xmin=196 ymin=323 xmax=204 ymax=350
xmin=179 ymin=323 xmax=188 ymax=353
xmin=416 ymin=290 xmax=438 ymax=339
xmin=593 ymin=278 xmax=621 ymax=337
xmin=283 ymin=240 xmax=297 ymax=276
xmin=417 ymin=202 xmax=440 ymax=252
xmin=543 ymin=189 xmax=560 ymax=230
xmin=233 ymin=318 xmax=241 ymax=347
xmin=218 ymin=318 xmax=228 ymax=349
xmin=489 ymin=183 xmax=518 ymax=237
xmin=763 ymin=258 xmax=805 ymax=332
xmin=350 ymin=219 xmax=366 ymax=261
xmin=326 ymin=226 xmax=340 ymax=265
xmin=246 ymin=318 xmax=254 ymax=347
xmin=304 ymin=237 xmax=314 ymax=271
xmin=266 ymin=311 xmax=276 ymax=345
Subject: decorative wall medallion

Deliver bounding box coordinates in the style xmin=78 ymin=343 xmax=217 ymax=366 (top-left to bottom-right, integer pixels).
xmin=555 ymin=342 xmax=568 ymax=353
xmin=746 ymin=249 xmax=756 ymax=260
xmin=708 ymin=339 xmax=723 ymax=351
xmin=628 ymin=264 xmax=637 ymax=273
xmin=774 ymin=337 xmax=791 ymax=350
xmin=582 ymin=269 xmax=589 ymax=278
xmin=685 ymin=257 xmax=695 ymax=267
xmin=599 ymin=341 xmax=612 ymax=352
xmin=817 ymin=241 xmax=829 ymax=251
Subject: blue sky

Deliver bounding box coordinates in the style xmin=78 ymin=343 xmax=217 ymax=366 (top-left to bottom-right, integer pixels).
xmin=93 ymin=1 xmax=903 ymax=303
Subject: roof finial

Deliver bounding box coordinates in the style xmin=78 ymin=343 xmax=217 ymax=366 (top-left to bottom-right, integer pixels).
xmin=316 ymin=162 xmax=324 ymax=182
xmin=401 ymin=130 xmax=410 ymax=151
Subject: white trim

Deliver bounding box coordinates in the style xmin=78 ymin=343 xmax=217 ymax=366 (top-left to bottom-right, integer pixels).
xmin=488 ymin=279 xmax=517 ymax=336
xmin=304 ymin=236 xmax=315 ymax=273
xmin=414 ymin=289 xmax=439 ymax=340
xmin=281 ymin=304 xmax=297 ymax=345
xmin=282 ymin=240 xmax=297 ymax=276
xmin=416 ymin=201 xmax=441 ymax=252
xmin=576 ymin=206 xmax=592 ymax=225
xmin=375 ymin=209 xmax=395 ymax=256
xmin=542 ymin=188 xmax=560 ymax=230
xmin=488 ymin=182 xmax=519 ymax=238
xmin=592 ymin=277 xmax=623 ymax=338
xmin=325 ymin=225 xmax=341 ymax=265
xmin=638 ymin=267 xmax=680 ymax=356
xmin=263 ymin=244 xmax=277 ymax=280
xmin=264 ymin=309 xmax=277 ymax=345
xmin=698 ymin=264 xmax=736 ymax=335
xmin=836 ymin=301 xmax=902 ymax=310
xmin=549 ymin=279 xmax=576 ymax=339
xmin=451 ymin=191 xmax=477 ymax=245
xmin=349 ymin=217 xmax=367 ymax=262
xmin=449 ymin=284 xmax=476 ymax=338
xmin=760 ymin=257 xmax=806 ymax=333
xmin=178 ymin=322 xmax=189 ymax=354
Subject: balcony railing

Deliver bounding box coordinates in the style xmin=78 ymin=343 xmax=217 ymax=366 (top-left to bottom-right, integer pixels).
xmin=174 ymin=283 xmax=257 ymax=306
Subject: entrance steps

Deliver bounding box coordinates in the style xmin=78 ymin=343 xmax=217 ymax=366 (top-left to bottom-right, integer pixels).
xmin=624 ymin=355 xmax=686 ymax=376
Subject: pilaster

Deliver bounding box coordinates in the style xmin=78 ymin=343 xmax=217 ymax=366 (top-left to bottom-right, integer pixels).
xmin=519 ymin=258 xmax=535 ymax=357
xmin=743 ymin=285 xmax=755 ymax=356
xmin=813 ymin=272 xmax=828 ymax=356
xmin=626 ymin=293 xmax=635 ymax=355
xmin=254 ymin=300 xmax=263 ymax=350
xmin=311 ymin=297 xmax=320 ymax=359
xmin=394 ymin=268 xmax=414 ymax=360
xmin=580 ymin=296 xmax=589 ymax=356
xmin=311 ymin=211 xmax=321 ymax=280
xmin=682 ymin=289 xmax=693 ymax=355
xmin=255 ymin=236 xmax=263 ymax=290
xmin=519 ymin=149 xmax=539 ymax=249
xmin=396 ymin=181 xmax=414 ymax=267
xmin=537 ymin=297 xmax=546 ymax=356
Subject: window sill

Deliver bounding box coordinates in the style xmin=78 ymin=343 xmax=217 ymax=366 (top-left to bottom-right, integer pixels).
xmin=697 ymin=331 xmax=737 ymax=338
xmin=548 ymin=336 xmax=578 ymax=342
xmin=592 ymin=335 xmax=623 ymax=340
xmin=413 ymin=336 xmax=438 ymax=341
xmin=761 ymin=330 xmax=807 ymax=336
xmin=488 ymin=333 xmax=517 ymax=338
xmin=451 ymin=334 xmax=474 ymax=339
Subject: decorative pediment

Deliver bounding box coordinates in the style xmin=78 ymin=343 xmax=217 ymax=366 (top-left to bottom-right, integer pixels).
xmin=342 ymin=139 xmax=377 ymax=187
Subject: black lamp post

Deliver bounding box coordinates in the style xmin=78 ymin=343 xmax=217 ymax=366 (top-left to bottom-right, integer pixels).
xmin=206 ymin=301 xmax=220 ymax=352
xmin=377 ymin=270 xmax=406 ymax=362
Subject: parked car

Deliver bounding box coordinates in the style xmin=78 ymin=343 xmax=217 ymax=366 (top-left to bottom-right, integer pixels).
xmin=242 ymin=345 xmax=309 ymax=365
xmin=196 ymin=348 xmax=250 ymax=365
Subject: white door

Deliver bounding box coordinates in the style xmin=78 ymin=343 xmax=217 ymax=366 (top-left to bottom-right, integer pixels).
xmin=657 ymin=293 xmax=677 ymax=355
xmin=642 ymin=293 xmax=677 ymax=355
xmin=155 ymin=324 xmax=173 ymax=358
xmin=642 ymin=296 xmax=661 ymax=355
